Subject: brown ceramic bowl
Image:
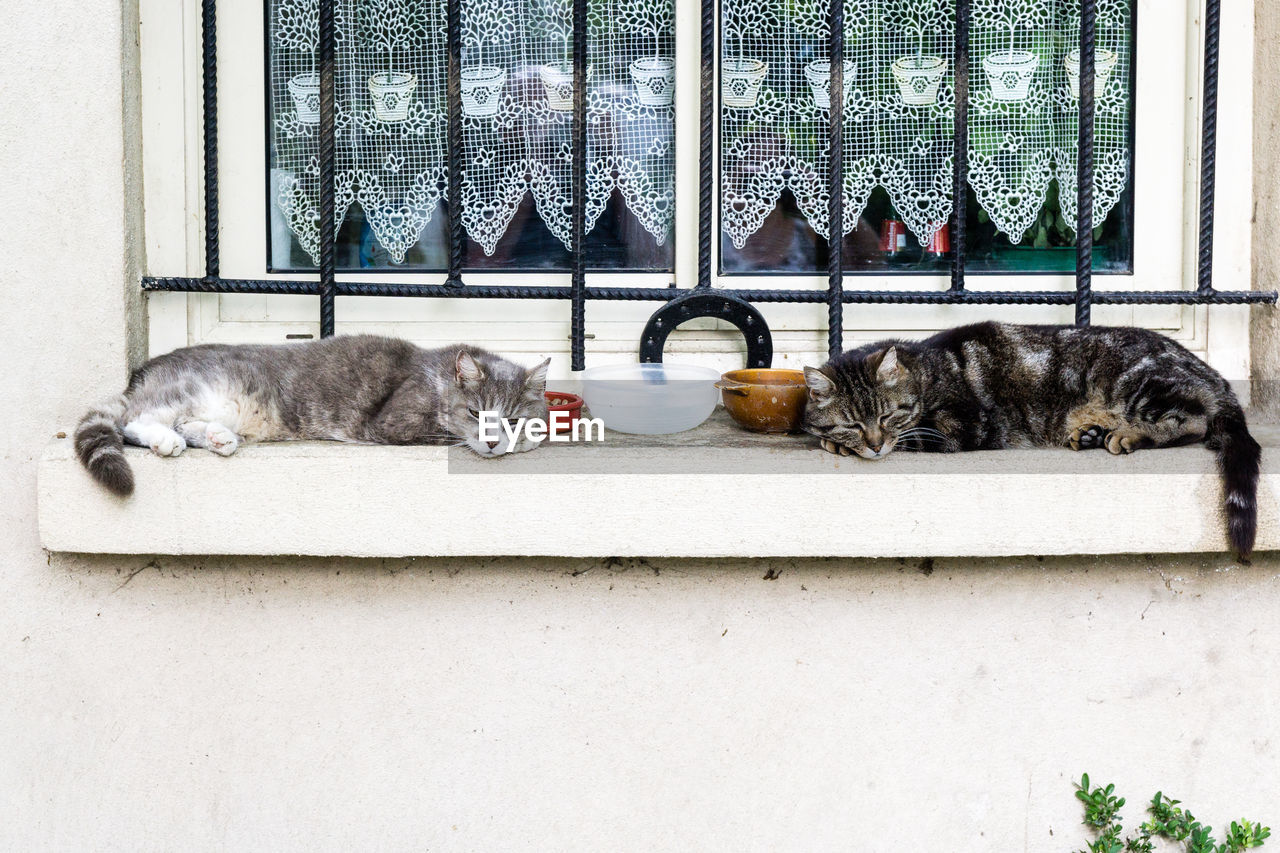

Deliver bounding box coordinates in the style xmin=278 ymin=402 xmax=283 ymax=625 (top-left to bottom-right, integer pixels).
xmin=715 ymin=368 xmax=808 ymax=433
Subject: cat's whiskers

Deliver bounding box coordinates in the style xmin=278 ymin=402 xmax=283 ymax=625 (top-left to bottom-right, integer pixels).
xmin=896 ymin=429 xmax=948 ymax=447
xmin=899 ymin=426 xmax=945 ymax=436
xmin=898 ymin=427 xmax=947 ymax=442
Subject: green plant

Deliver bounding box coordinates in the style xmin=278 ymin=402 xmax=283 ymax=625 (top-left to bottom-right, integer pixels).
xmin=1075 ymin=773 xmax=1271 ymax=853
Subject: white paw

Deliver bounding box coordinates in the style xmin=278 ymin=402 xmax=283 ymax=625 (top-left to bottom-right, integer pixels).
xmin=150 ymin=432 xmax=186 ymax=457
xmin=205 ymin=424 xmax=239 ymax=456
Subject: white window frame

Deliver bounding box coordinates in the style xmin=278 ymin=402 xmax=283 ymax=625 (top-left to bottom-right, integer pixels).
xmin=141 ymin=0 xmax=1255 ymax=384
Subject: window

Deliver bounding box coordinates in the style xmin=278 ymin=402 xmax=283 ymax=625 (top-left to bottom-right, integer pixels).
xmin=718 ymin=0 xmax=1133 ymax=276
xmin=267 ymin=0 xmax=676 ymax=273
xmin=141 ymin=0 xmax=1258 ymax=384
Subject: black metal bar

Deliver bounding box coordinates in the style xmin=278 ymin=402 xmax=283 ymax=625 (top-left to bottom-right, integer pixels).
xmin=697 ymin=0 xmax=714 ymax=288
xmin=318 ymin=0 xmax=337 ymax=337
xmin=147 ymin=277 xmax=323 ymax=295
xmin=569 ymin=0 xmax=588 ymax=370
xmin=826 ymin=0 xmax=844 ymax=358
xmin=1074 ymin=0 xmax=1096 ymax=327
xmin=949 ymin=0 xmax=969 ymax=293
xmin=201 ymin=0 xmax=219 ymax=281
xmin=143 ymin=276 xmax=1278 ymax=305
xmin=446 ymin=0 xmax=465 ymax=287
xmin=1196 ymin=0 xmax=1220 ymax=295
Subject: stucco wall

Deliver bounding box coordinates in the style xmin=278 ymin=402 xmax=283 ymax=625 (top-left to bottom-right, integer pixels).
xmin=3 ymin=2 xmax=1280 ymax=850
xmin=1252 ymin=0 xmax=1280 ymax=415
xmin=7 ymin=553 xmax=1280 ymax=851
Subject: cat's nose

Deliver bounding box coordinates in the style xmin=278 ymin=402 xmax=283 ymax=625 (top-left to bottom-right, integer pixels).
xmin=867 ymin=440 xmax=883 ymax=453
xmin=485 ymin=439 xmax=500 ymax=450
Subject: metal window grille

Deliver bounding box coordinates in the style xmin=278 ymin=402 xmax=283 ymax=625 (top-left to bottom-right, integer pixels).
xmin=144 ymin=0 xmax=1276 ymax=371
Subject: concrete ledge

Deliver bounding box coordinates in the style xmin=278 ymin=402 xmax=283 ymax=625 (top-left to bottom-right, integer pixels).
xmin=38 ymin=413 xmax=1280 ymax=558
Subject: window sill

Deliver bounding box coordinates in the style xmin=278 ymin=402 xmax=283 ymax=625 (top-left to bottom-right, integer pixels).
xmin=38 ymin=413 xmax=1279 ymax=558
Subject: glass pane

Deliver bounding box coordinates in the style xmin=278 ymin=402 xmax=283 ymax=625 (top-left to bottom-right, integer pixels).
xmin=718 ymin=0 xmax=1135 ymax=275
xmin=266 ymin=0 xmax=675 ymax=273
xmin=721 ymin=182 xmax=1133 ymax=274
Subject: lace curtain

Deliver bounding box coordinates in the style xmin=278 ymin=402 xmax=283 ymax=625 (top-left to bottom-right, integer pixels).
xmin=270 ymin=0 xmax=676 ymax=263
xmin=719 ymin=0 xmax=1131 ymax=250
xmin=269 ymin=0 xmax=1129 ymax=263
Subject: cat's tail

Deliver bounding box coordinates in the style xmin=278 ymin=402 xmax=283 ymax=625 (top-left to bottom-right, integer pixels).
xmin=1206 ymin=403 xmax=1261 ymax=559
xmin=74 ymin=397 xmax=133 ymax=496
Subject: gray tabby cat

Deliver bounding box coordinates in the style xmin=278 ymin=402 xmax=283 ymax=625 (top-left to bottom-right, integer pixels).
xmin=76 ymin=335 xmax=550 ymax=494
xmin=803 ymin=322 xmax=1261 ymax=557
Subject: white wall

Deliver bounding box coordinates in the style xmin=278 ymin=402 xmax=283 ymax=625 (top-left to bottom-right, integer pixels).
xmin=3 ymin=2 xmax=1280 ymax=850
xmin=1253 ymin=0 xmax=1280 ymax=415
xmin=7 ymin=554 xmax=1280 ymax=851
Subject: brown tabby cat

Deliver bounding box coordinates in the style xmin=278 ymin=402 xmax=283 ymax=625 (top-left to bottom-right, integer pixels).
xmin=802 ymin=322 xmax=1261 ymax=557
xmin=76 ymin=335 xmax=550 ymax=495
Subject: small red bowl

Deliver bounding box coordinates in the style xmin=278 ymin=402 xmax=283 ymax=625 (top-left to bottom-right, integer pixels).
xmin=545 ymin=391 xmax=584 ymax=434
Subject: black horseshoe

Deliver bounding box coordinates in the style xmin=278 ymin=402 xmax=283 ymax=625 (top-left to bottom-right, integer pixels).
xmin=638 ymin=291 xmax=773 ymax=368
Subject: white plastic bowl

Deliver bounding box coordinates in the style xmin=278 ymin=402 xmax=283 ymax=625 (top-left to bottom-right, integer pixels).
xmin=581 ymin=362 xmax=720 ymax=434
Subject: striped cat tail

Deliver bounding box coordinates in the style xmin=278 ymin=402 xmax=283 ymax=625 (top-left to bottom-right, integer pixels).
xmin=74 ymin=397 xmax=133 ymax=496
xmin=1207 ymin=405 xmax=1261 ymax=559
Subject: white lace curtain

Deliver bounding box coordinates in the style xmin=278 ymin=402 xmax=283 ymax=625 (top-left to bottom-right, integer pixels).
xmin=719 ymin=0 xmax=1131 ymax=250
xmin=270 ymin=0 xmax=676 ymax=263
xmin=270 ymin=0 xmax=1129 ymax=263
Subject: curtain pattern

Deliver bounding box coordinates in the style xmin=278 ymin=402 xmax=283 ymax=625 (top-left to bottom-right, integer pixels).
xmin=269 ymin=0 xmax=1130 ymax=263
xmin=719 ymin=0 xmax=1131 ymax=250
xmin=270 ymin=0 xmax=676 ymax=263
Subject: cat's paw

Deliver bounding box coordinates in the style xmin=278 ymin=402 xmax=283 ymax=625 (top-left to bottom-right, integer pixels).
xmin=820 ymin=438 xmax=856 ymax=457
xmin=1105 ymin=429 xmax=1150 ymax=455
xmin=149 ymin=431 xmax=186 ymax=457
xmin=205 ymin=424 xmax=239 ymax=456
xmin=1068 ymin=424 xmax=1109 ymax=451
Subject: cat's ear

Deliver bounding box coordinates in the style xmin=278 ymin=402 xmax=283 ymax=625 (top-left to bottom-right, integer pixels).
xmin=525 ymin=357 xmax=551 ymax=391
xmin=455 ymin=350 xmax=485 ymax=386
xmin=876 ymin=346 xmax=907 ymax=387
xmin=804 ymin=366 xmax=835 ymax=405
